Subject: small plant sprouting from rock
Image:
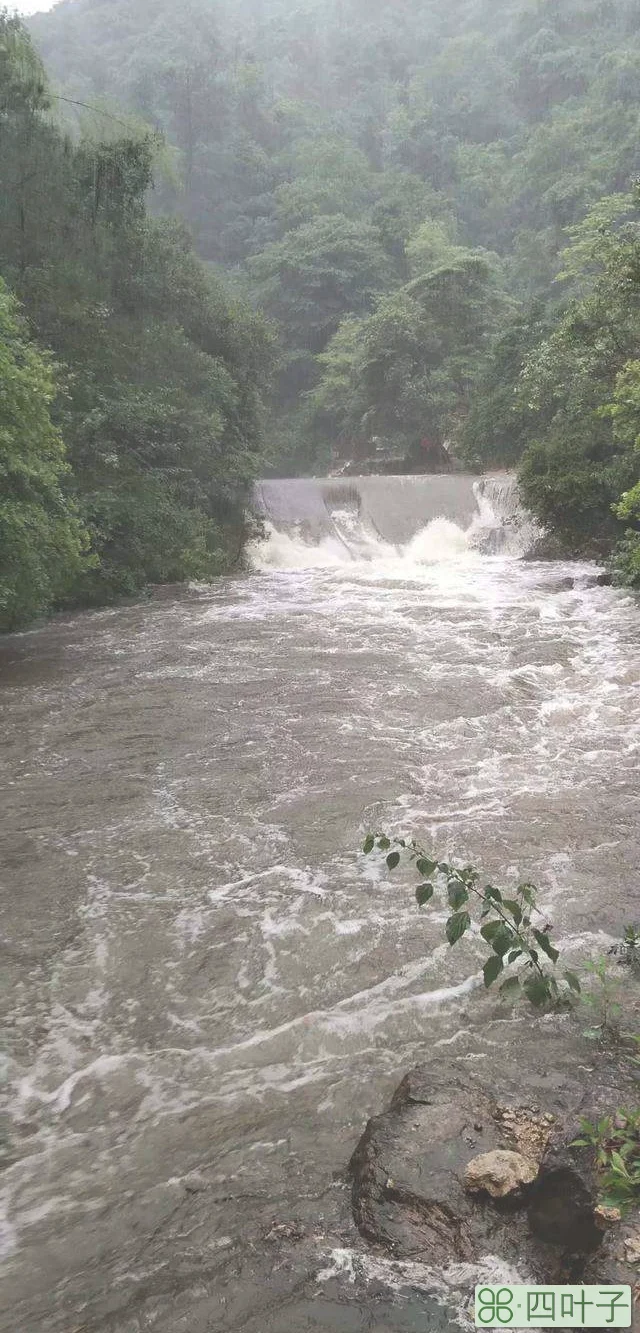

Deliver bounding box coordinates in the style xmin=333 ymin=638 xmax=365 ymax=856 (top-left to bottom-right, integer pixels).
xmin=613 ymin=925 xmax=640 ymax=974
xmin=581 ymin=957 xmax=624 ymax=1044
xmin=623 ymin=923 xmax=640 ymax=955
xmin=362 ymin=834 xmax=581 ymax=1009
xmin=572 ymin=1111 xmax=640 ymax=1214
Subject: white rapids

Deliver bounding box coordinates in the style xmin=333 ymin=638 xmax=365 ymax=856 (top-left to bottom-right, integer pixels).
xmin=251 ymin=472 xmax=539 ymax=570
xmin=1 ymin=472 xmax=638 ymax=1333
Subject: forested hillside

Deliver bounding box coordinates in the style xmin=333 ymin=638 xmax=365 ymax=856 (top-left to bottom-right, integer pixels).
xmin=0 ymin=11 xmax=273 ymax=629
xmin=27 ymin=0 xmax=640 ymax=585
xmin=2 ymin=0 xmax=639 ymax=625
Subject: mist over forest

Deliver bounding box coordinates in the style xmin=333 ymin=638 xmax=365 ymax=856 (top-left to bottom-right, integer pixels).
xmin=2 ymin=0 xmax=640 ymax=623
xmin=5 ymin=10 xmax=640 ymax=1330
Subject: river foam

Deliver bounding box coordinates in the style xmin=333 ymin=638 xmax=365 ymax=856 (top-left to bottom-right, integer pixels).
xmin=1 ymin=479 xmax=639 ymax=1332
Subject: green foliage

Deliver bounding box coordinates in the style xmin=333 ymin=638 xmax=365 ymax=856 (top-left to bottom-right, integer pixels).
xmin=248 ymin=214 xmax=395 ymax=355
xmin=312 ymin=252 xmax=509 ymax=459
xmin=611 ymin=531 xmax=640 ymax=587
xmin=273 ymin=138 xmax=375 ymax=231
xmin=0 ymin=13 xmax=274 ymax=624
xmin=405 ymin=219 xmax=458 ymax=278
xmin=0 ymin=279 xmax=87 ymax=630
xmin=514 ymin=196 xmax=640 ymax=557
xmin=619 ymin=925 xmax=640 ymax=973
xmin=22 ymin=0 xmax=640 ymax=547
xmin=581 ymin=957 xmax=625 ymax=1044
xmin=607 ymin=360 xmax=640 ymax=453
xmin=459 ymin=302 xmax=551 ymax=469
xmin=572 ymin=1111 xmax=640 ymax=1214
xmin=26 ymin=0 xmax=640 ymax=481
xmin=606 ymin=361 xmax=640 ymax=584
xmin=363 ymin=834 xmax=577 ymax=1011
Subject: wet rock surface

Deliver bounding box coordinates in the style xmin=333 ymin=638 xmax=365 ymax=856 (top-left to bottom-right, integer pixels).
xmin=350 ymin=1027 xmax=640 ymax=1296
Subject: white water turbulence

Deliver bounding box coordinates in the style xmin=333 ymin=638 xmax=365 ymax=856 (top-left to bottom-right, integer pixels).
xmin=2 ymin=469 xmax=640 ymax=1333
xmin=251 ymin=473 xmax=536 ymax=571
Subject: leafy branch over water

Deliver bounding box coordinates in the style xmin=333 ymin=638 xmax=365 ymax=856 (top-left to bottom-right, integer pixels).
xmin=363 ymin=834 xmax=581 ymax=1009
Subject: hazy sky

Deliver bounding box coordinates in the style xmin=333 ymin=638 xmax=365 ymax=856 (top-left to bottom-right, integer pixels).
xmin=14 ymin=0 xmax=57 ymax=12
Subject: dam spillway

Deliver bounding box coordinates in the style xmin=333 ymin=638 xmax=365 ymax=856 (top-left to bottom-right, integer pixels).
xmin=254 ymin=474 xmax=483 ymax=545
xmin=252 ymin=472 xmax=535 ymax=564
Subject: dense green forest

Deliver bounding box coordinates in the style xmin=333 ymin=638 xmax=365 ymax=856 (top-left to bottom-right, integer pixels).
xmin=2 ymin=0 xmax=640 ymax=628
xmin=0 ymin=10 xmax=274 ymax=629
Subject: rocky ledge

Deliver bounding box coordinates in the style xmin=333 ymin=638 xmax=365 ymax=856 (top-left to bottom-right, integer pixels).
xmin=349 ymin=1025 xmax=640 ymax=1303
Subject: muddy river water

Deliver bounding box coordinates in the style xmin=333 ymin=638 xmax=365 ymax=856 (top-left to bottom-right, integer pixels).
xmin=1 ymin=476 xmax=639 ymax=1332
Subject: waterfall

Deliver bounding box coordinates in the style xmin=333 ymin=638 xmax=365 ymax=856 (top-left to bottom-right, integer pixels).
xmin=252 ymin=473 xmax=537 ymax=569
xmin=469 ymin=475 xmax=543 ymax=557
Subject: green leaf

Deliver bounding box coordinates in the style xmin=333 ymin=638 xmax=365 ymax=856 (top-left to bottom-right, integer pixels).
xmin=518 ymin=884 xmax=537 ymax=907
xmin=503 ymin=899 xmax=523 ymax=925
xmin=485 ymin=885 xmax=503 ymax=904
xmin=499 ymin=976 xmax=522 ymax=999
xmin=480 ymin=920 xmax=502 ymax=943
xmin=492 ymin=926 xmax=515 ymax=957
xmin=523 ymin=975 xmax=552 ymax=1008
xmin=610 ymin=1151 xmax=630 ymax=1177
xmin=448 ymin=880 xmax=469 ymax=910
xmin=386 ymin=851 xmax=401 ymax=871
xmin=483 ymin=955 xmax=504 ymax=988
xmin=377 ymin=837 xmax=391 ymax=851
xmin=416 ymin=882 xmax=434 ymax=906
xmin=533 ymin=929 xmax=560 ymax=964
xmin=507 ymin=949 xmax=523 ymax=964
xmin=416 ymin=857 xmax=437 ymax=878
xmin=446 ymin=911 xmax=471 ymax=945
xmin=564 ymin=970 xmax=582 ymax=994
xmin=363 ymin=835 xmax=375 ymax=855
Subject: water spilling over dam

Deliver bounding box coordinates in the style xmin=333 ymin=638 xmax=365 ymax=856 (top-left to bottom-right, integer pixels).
xmin=253 ymin=472 xmax=539 ymax=566
xmin=1 ymin=473 xmax=638 ymax=1333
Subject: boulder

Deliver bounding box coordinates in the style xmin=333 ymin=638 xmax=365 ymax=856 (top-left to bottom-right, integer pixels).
xmin=349 ymin=1021 xmax=640 ymax=1287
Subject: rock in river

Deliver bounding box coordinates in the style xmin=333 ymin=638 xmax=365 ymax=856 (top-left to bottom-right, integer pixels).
xmin=349 ymin=1023 xmax=640 ymax=1289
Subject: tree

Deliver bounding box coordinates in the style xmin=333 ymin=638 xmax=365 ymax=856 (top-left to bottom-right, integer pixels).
xmin=460 ymin=302 xmax=552 ymax=468
xmin=0 ymin=279 xmax=87 ymax=630
xmin=273 ymin=136 xmax=375 ymax=231
xmin=23 ymin=0 xmax=640 ymax=545
xmin=517 ymin=195 xmax=640 ymax=550
xmin=0 ymin=12 xmax=275 ymax=621
xmin=312 ymin=250 xmax=509 ymax=459
xmin=606 ymin=361 xmax=640 ymax=585
xmin=248 ymin=214 xmax=395 ymax=354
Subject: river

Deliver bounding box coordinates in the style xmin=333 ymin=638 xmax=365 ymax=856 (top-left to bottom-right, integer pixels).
xmin=1 ymin=476 xmax=639 ymax=1332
